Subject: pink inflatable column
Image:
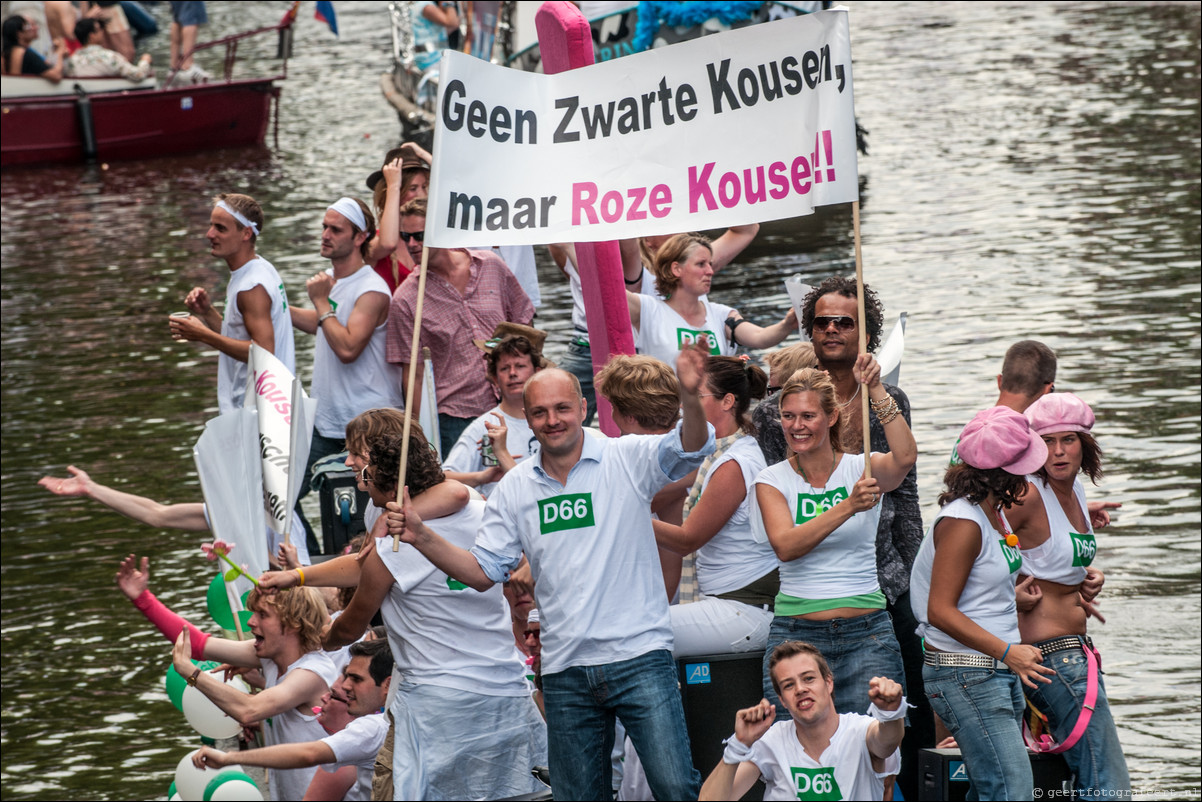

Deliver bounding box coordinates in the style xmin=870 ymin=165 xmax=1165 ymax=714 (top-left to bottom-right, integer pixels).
xmin=536 ymin=1 xmax=634 ymax=437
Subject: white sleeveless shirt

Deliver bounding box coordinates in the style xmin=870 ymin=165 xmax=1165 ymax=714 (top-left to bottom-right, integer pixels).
xmin=910 ymin=498 xmax=1022 ymax=654
xmin=1017 ymin=476 xmax=1094 ymax=586
xmin=218 ymin=256 xmax=294 ymax=414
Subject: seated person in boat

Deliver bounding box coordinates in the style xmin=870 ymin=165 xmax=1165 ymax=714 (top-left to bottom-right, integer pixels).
xmin=193 ymin=639 xmax=392 ymax=802
xmin=700 ymin=641 xmax=904 ymax=802
xmin=2 ymin=15 xmax=66 ymax=81
xmin=66 ymin=17 xmax=152 ymax=80
xmin=116 ymin=555 xmax=340 ymax=801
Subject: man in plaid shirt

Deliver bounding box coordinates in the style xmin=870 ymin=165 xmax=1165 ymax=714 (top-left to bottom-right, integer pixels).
xmin=385 ymin=198 xmax=534 ymax=457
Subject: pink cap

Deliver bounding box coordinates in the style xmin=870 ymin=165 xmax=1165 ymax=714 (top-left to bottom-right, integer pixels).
xmin=957 ymin=406 xmax=1048 ymax=475
xmin=1025 ymin=392 xmax=1095 ymax=436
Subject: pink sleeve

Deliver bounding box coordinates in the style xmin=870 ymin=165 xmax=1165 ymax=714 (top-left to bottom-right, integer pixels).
xmin=132 ymin=590 xmax=210 ymax=659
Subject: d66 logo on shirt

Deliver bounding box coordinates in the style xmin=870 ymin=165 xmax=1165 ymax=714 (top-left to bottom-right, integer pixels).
xmin=676 ymin=328 xmax=720 ymax=355
xmin=795 ymin=489 xmax=849 ymax=524
xmin=1070 ymin=531 xmax=1096 ymax=567
xmin=538 ymin=493 xmax=596 ymax=534
xmin=789 ymin=766 xmax=842 ymax=800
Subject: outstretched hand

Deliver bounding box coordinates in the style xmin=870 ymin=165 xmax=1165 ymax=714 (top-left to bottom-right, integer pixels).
xmin=116 ymin=554 xmax=150 ymax=601
xmin=38 ymin=465 xmax=93 ymax=498
xmin=867 ymin=676 xmax=903 ymax=711
xmin=1088 ymin=500 xmax=1120 ymax=528
xmin=675 ymin=342 xmax=710 ymax=396
xmin=191 ymin=745 xmax=232 ymax=771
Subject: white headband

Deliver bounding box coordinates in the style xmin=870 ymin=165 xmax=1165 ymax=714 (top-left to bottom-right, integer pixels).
xmin=327 ymin=197 xmax=367 ymax=232
xmin=215 ymin=200 xmax=261 ymax=235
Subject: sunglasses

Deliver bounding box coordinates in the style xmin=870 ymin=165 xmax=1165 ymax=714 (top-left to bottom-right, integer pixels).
xmin=812 ymin=315 xmax=855 ymax=332
xmin=399 ymin=230 xmax=425 ymax=243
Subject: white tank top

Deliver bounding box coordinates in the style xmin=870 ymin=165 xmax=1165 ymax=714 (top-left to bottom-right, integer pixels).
xmin=694 ymin=435 xmax=777 ymax=595
xmin=1018 ymin=477 xmax=1094 ymax=586
xmin=753 ymin=453 xmax=882 ymax=600
xmin=910 ymin=498 xmax=1022 ymax=655
xmin=311 ymin=266 xmax=400 ymax=437
xmin=259 ymin=650 xmax=340 ymax=801
xmin=218 ymin=256 xmax=294 ymax=415
xmin=635 ymin=294 xmax=735 ymax=367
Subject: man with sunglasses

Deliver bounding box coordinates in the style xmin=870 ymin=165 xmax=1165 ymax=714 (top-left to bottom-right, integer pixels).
xmin=800 ymin=276 xmax=929 ymax=802
xmin=385 ymin=198 xmax=534 ymax=457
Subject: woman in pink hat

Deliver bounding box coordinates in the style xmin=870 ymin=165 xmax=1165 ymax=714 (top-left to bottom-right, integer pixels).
xmin=910 ymin=405 xmax=1054 ymax=801
xmin=1004 ymin=393 xmax=1130 ymax=796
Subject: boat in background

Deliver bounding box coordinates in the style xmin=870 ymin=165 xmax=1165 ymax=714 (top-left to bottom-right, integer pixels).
xmin=381 ymin=0 xmax=824 ymax=141
xmin=1 ymin=3 xmax=299 ymax=168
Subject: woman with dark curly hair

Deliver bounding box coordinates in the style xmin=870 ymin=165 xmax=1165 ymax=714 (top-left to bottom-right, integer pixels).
xmin=910 ymin=406 xmax=1054 ymax=801
xmin=1004 ymin=393 xmax=1130 ymax=798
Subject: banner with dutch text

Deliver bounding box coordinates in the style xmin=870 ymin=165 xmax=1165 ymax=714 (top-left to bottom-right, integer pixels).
xmin=427 ymin=8 xmax=857 ymax=247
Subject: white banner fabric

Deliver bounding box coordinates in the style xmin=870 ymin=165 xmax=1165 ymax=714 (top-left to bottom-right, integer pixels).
xmin=427 ymin=8 xmax=857 ymax=247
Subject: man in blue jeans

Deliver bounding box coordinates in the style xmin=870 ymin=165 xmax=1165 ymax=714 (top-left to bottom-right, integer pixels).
xmin=386 ymin=346 xmax=716 ymax=800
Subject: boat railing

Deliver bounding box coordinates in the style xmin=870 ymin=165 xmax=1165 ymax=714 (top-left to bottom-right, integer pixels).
xmin=164 ymin=0 xmax=300 ymax=90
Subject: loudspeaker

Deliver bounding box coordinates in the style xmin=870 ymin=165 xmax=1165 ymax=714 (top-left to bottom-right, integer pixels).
xmin=677 ymin=652 xmax=767 ymax=802
xmin=918 ymin=747 xmax=1071 ymax=801
xmin=315 ymin=468 xmax=369 ymax=555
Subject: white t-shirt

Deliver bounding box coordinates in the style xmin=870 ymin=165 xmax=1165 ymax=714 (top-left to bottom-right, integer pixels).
xmin=753 ymin=453 xmax=882 ymax=600
xmin=376 ymin=500 xmax=529 ymax=696
xmin=910 ymin=498 xmax=1023 ymax=654
xmin=694 ymin=435 xmax=776 ymax=595
xmin=634 ymin=295 xmax=735 ymax=367
xmin=218 ymin=256 xmax=294 ymax=415
xmin=443 ymin=406 xmax=539 ymax=497
xmin=311 ymin=266 xmax=400 ymax=438
xmin=473 ymin=423 xmax=714 ymax=675
xmin=492 ymin=245 xmax=541 ymax=308
xmin=259 ymin=650 xmax=341 ymax=802
xmin=320 ymin=713 xmax=389 ymax=802
xmin=1016 ymin=476 xmax=1093 ymax=586
xmin=750 ymin=714 xmax=900 ymax=801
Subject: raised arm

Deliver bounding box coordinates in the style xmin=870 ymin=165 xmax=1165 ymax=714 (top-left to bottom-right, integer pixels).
xmin=710 ymin=224 xmax=759 ymax=271
xmin=387 ymin=490 xmax=495 ymax=592
xmin=864 ymin=677 xmax=906 ymax=762
xmin=724 ymin=307 xmax=797 ymax=350
xmin=173 ymin=629 xmax=327 ymax=726
xmin=367 ymin=157 xmax=403 ymax=263
xmin=308 ymin=283 xmax=390 ymax=364
xmin=699 ymin=698 xmax=774 ymax=801
xmin=193 ymin=740 xmax=335 ymax=771
xmin=858 ymin=354 xmax=917 ymax=493
xmin=676 ymin=344 xmax=710 ymax=452
xmin=40 ymin=466 xmax=209 ymax=530
xmin=654 ymin=460 xmax=745 ymax=555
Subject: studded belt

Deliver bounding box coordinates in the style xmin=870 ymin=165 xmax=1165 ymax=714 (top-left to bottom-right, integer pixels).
xmin=1034 ymin=635 xmax=1092 ymax=655
xmin=923 ymin=650 xmax=1009 ymax=671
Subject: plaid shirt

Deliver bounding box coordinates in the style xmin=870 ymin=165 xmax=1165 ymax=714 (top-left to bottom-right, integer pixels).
xmin=386 ymin=249 xmax=533 ymax=419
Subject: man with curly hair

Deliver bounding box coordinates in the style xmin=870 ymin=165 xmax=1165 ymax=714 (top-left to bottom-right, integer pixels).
xmin=800 ymin=276 xmax=928 ymax=801
xmin=115 ymin=556 xmax=339 ymax=800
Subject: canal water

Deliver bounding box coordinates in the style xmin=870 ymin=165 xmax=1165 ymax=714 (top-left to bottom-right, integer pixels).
xmin=2 ymin=2 xmax=1198 ymax=799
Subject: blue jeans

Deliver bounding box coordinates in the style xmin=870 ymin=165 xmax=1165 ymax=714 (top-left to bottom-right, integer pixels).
xmin=1025 ymin=640 xmax=1130 ymax=800
xmin=542 ymin=649 xmax=700 ymax=801
xmin=925 ymin=664 xmax=1033 ymax=801
xmin=558 ymin=336 xmax=597 ymax=427
xmin=763 ymin=610 xmax=905 ymax=721
xmin=437 ymin=412 xmax=474 ymax=459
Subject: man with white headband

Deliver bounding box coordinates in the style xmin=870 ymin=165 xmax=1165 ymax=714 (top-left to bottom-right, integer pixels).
xmin=289 ymin=197 xmax=400 ymax=550
xmin=170 ymin=193 xmax=295 ymax=415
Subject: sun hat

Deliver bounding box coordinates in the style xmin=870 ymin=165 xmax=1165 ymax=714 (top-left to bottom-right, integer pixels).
xmin=473 ymin=322 xmax=554 ymax=368
xmin=1025 ymin=392 xmax=1095 ymax=436
xmin=957 ymin=405 xmax=1048 ymax=475
xmin=365 ymin=143 xmax=431 ymax=192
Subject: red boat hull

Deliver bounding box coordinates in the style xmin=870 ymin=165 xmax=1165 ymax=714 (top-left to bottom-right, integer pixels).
xmin=1 ymin=79 xmax=278 ymax=167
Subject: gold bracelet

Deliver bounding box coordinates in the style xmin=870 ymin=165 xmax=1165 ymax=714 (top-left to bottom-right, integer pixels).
xmin=295 ymin=566 xmax=305 ymax=586
xmin=879 ymin=407 xmax=900 ymax=426
xmin=869 ymin=395 xmax=894 ymax=411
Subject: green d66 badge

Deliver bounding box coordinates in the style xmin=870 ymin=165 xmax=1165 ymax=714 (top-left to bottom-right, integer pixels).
xmin=1070 ymin=531 xmax=1097 ymax=567
xmin=790 ymin=766 xmax=842 ymax=800
xmin=538 ymin=493 xmax=595 ymax=534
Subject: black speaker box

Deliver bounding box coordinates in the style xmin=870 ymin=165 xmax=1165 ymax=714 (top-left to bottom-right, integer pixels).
xmin=315 ymin=468 xmax=369 ymax=556
xmin=918 ymin=747 xmax=1071 ymax=801
xmin=677 ymin=651 xmax=768 ymax=802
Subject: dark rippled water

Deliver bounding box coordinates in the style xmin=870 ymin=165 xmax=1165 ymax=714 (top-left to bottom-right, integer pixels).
xmin=2 ymin=2 xmax=1198 ymax=799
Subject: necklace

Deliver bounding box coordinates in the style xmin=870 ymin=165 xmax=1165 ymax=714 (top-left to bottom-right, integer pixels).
xmin=837 ymin=383 xmax=861 ymax=409
xmin=792 ymin=450 xmax=837 ymax=490
xmin=991 ymin=504 xmax=1020 ymax=548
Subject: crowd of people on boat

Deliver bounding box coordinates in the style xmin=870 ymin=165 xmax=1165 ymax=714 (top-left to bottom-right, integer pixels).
xmin=38 ymin=134 xmax=1132 ymax=802
xmin=2 ymin=2 xmax=210 ymax=84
